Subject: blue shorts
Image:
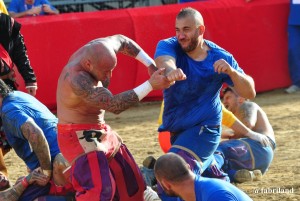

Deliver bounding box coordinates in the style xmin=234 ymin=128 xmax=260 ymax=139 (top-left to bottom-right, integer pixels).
xmin=216 ymin=138 xmax=275 ymax=174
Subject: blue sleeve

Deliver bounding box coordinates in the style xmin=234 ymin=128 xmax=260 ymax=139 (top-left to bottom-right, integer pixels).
xmin=8 ymin=0 xmax=19 ymax=12
xmin=154 ymin=38 xmax=178 ymax=59
xmin=3 ymin=110 xmax=31 ymax=139
xmin=223 ymin=54 xmax=245 ymax=86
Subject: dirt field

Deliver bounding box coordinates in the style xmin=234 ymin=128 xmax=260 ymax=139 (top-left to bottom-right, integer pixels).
xmin=4 ymin=88 xmax=300 ymax=201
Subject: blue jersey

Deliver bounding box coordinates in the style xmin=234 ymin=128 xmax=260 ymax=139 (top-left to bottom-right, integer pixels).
xmin=1 ymin=91 xmax=60 ymax=170
xmin=155 ymin=37 xmax=244 ymax=133
xmin=289 ymin=0 xmax=300 ymax=25
xmin=195 ymin=175 xmax=252 ymax=201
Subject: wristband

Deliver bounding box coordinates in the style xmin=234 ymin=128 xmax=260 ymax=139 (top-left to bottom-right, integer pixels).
xmin=133 ymin=81 xmax=153 ymax=101
xmin=21 ymin=177 xmax=29 ymax=188
xmin=25 ymin=86 xmax=38 ymax=89
xmin=135 ymin=50 xmax=155 ymax=67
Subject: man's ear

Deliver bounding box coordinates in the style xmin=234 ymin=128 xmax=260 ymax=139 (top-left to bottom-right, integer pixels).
xmin=199 ymin=25 xmax=205 ymax=35
xmin=161 ymin=179 xmax=172 ymax=190
xmin=83 ymin=58 xmax=93 ymax=72
xmin=237 ymin=97 xmax=245 ymax=104
xmin=185 ymin=163 xmax=191 ymax=170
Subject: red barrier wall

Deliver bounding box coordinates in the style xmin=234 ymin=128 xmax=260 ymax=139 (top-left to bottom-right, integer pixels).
xmin=14 ymin=0 xmax=289 ymax=110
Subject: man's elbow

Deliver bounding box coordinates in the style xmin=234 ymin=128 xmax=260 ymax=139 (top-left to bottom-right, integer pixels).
xmin=246 ymin=89 xmax=256 ymax=100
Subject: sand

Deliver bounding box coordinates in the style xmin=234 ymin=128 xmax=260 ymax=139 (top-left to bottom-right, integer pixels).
xmin=4 ymin=88 xmax=300 ymax=201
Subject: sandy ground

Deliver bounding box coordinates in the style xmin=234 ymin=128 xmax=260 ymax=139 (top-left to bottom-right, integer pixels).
xmin=4 ymin=88 xmax=300 ymax=201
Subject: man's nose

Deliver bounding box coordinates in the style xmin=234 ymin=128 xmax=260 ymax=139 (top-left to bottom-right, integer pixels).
xmin=177 ymin=32 xmax=185 ymax=40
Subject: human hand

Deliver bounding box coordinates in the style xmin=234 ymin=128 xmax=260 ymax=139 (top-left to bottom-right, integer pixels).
xmin=27 ymin=167 xmax=51 ymax=186
xmin=148 ymin=64 xmax=159 ymax=76
xmin=0 ymin=172 xmax=10 ymax=190
xmin=148 ymin=68 xmax=172 ymax=90
xmin=213 ymin=59 xmax=234 ymax=75
xmin=27 ymin=6 xmax=42 ymax=16
xmin=42 ymin=4 xmax=52 ymax=13
xmin=165 ymin=68 xmax=186 ymax=82
xmin=221 ymin=130 xmax=235 ymax=139
xmin=246 ymin=131 xmax=270 ymax=147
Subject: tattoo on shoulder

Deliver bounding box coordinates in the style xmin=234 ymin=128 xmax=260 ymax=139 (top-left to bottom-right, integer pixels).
xmin=239 ymin=102 xmax=255 ymax=119
xmin=71 ymin=73 xmax=95 ymax=97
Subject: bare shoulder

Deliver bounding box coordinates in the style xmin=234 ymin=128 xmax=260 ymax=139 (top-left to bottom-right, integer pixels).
xmin=240 ymin=101 xmax=258 ymax=111
xmin=70 ymin=71 xmax=95 ymax=96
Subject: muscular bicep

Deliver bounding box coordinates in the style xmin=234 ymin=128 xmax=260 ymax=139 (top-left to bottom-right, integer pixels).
xmin=71 ymin=72 xmax=139 ymax=114
xmin=106 ymin=34 xmax=141 ymax=58
xmin=237 ymin=102 xmax=257 ymax=129
xmin=155 ymin=55 xmax=177 ymax=75
xmin=21 ymin=120 xmax=44 ymax=145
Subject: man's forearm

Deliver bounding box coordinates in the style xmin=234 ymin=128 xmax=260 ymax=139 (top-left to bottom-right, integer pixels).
xmin=21 ymin=122 xmax=52 ymax=171
xmin=231 ymin=72 xmax=256 ymax=99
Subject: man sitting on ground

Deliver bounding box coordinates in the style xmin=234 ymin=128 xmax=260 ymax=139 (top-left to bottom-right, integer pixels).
xmin=213 ymin=87 xmax=276 ymax=183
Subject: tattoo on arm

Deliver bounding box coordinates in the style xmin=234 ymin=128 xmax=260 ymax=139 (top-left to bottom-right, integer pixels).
xmin=0 ymin=183 xmax=25 ymax=201
xmin=110 ymin=35 xmax=140 ymax=57
xmin=21 ymin=121 xmax=52 ymax=171
xmin=119 ymin=40 xmax=140 ymax=57
xmin=72 ymin=73 xmax=139 ymax=114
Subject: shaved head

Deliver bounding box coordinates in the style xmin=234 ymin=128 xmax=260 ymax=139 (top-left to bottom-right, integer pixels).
xmin=176 ymin=7 xmax=204 ymax=27
xmin=154 ymin=153 xmax=190 ymax=183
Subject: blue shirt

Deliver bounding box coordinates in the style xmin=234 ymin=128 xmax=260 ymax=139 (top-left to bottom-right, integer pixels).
xmin=195 ymin=175 xmax=253 ymax=201
xmin=8 ymin=0 xmax=55 ymax=15
xmin=1 ymin=91 xmax=60 ymax=171
xmin=289 ymin=0 xmax=300 ymax=25
xmin=155 ymin=37 xmax=244 ymax=133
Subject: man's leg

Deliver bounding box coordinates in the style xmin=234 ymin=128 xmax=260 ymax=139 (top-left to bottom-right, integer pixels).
xmin=157 ymin=125 xmax=222 ymax=201
xmin=71 ymin=151 xmax=116 ymax=201
xmin=109 ymin=144 xmax=146 ymax=201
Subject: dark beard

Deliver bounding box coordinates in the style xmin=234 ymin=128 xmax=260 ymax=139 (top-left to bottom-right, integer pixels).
xmin=180 ymin=31 xmax=199 ymax=53
xmin=182 ymin=37 xmax=198 ymax=52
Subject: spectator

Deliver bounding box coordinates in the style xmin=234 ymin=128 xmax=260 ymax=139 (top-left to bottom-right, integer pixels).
xmin=154 ymin=153 xmax=252 ymax=201
xmin=0 ymin=79 xmax=74 ymax=200
xmin=0 ymin=12 xmax=38 ymax=190
xmin=154 ymin=7 xmax=255 ymax=200
xmin=285 ymin=0 xmax=300 ymax=93
xmin=8 ymin=0 xmax=59 ymax=18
